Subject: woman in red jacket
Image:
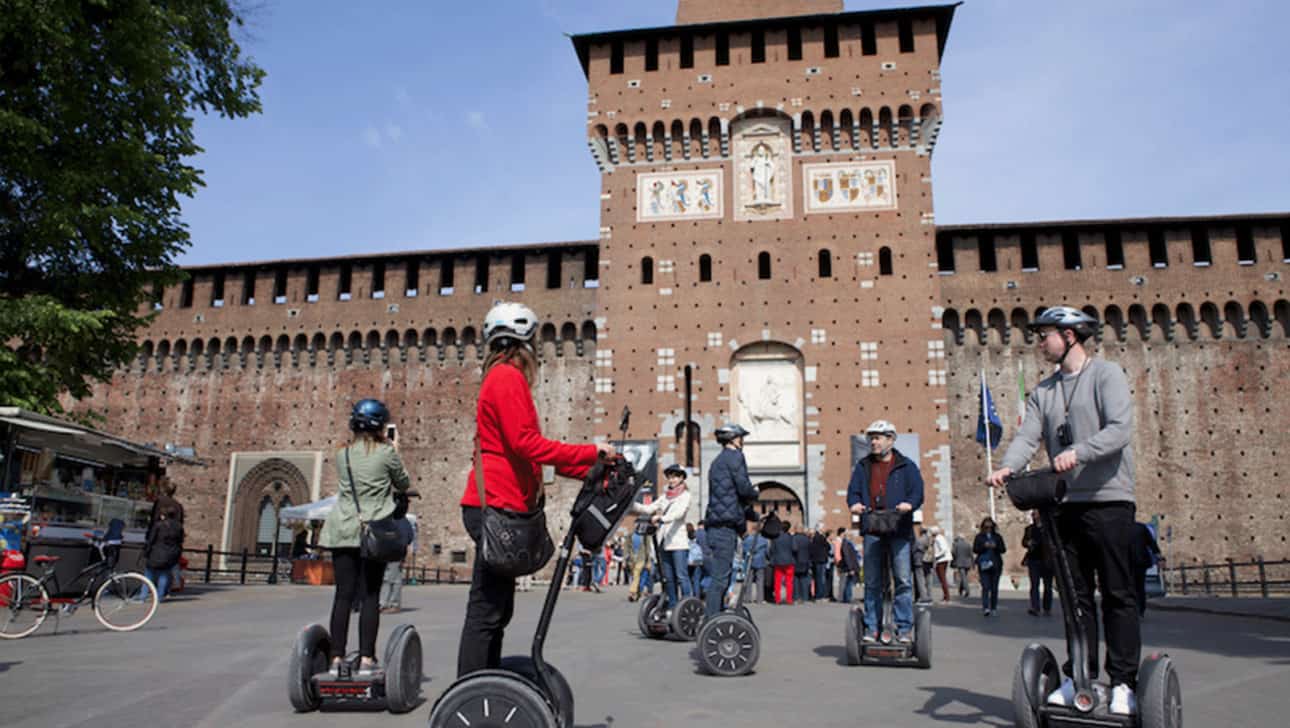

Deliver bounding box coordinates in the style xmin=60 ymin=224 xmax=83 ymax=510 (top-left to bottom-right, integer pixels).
xmin=456 ymin=302 xmax=612 ymax=677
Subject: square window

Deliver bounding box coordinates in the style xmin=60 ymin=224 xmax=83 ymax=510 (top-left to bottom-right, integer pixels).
xmin=707 ymin=332 xmax=723 ymax=347
xmin=861 ymin=370 xmax=880 ymax=387
xmin=927 ymin=370 xmax=946 ymax=386
xmin=811 ymin=329 xmax=827 ymax=344
xmin=657 ymin=348 xmax=675 ymax=367
xmin=927 ymin=341 xmax=945 ymax=359
xmin=860 ymin=342 xmax=878 ymax=360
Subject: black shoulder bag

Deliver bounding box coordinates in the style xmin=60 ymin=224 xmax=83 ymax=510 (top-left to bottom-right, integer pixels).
xmin=863 ymin=462 xmax=905 ymax=537
xmin=344 ymin=447 xmax=408 ymax=563
xmin=473 ymin=438 xmax=555 ymax=578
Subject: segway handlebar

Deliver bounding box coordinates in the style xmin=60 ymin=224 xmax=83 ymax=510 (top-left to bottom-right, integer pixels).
xmin=997 ymin=468 xmax=1066 ymax=512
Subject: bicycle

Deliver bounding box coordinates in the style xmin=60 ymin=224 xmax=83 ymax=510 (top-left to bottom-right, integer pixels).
xmin=0 ymin=533 xmax=159 ymax=639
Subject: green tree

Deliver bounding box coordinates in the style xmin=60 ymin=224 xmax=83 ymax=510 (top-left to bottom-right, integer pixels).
xmin=0 ymin=0 xmax=264 ymax=414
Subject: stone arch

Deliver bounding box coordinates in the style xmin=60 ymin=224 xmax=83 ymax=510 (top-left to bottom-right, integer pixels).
xmin=897 ymin=104 xmax=915 ymax=147
xmin=1274 ymin=300 xmax=1290 ymax=337
xmin=942 ymin=308 xmax=962 ymax=345
xmin=964 ymin=309 xmax=986 ymax=345
xmin=1223 ymin=300 xmax=1247 ymax=338
xmin=229 ymin=458 xmax=311 ymax=557
xmin=859 ymin=107 xmax=875 ymax=147
xmin=1010 ymin=307 xmax=1030 ymax=344
xmin=580 ymin=320 xmax=597 ymax=343
xmin=1126 ymin=304 xmax=1148 ymax=341
xmin=754 ymin=481 xmax=804 ymax=526
xmin=1151 ymin=304 xmax=1174 ymax=341
xmin=365 ymin=330 xmax=381 ymax=349
xmin=1249 ymin=300 xmax=1272 ymax=338
xmin=987 ymin=308 xmax=1008 ymax=345
xmin=1102 ymin=305 xmax=1124 ymax=342
xmin=1199 ymin=302 xmax=1222 ymax=339
xmin=1176 ymin=303 xmax=1198 ymax=340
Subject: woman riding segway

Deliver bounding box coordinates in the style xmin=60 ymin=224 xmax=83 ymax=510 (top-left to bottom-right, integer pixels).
xmin=633 ymin=464 xmax=704 ymax=640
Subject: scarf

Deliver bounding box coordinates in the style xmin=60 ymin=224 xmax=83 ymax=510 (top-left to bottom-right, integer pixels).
xmin=666 ymin=483 xmax=687 ymax=500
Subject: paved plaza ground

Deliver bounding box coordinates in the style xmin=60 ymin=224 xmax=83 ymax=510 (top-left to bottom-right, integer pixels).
xmin=2 ymin=583 xmax=1288 ymax=727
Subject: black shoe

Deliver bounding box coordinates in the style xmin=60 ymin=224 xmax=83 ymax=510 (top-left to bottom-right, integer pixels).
xmin=1028 ymin=608 xmax=1039 ymax=616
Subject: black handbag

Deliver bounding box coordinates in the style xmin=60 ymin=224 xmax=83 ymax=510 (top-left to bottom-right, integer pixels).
xmin=344 ymin=447 xmax=408 ymax=563
xmin=473 ymin=439 xmax=555 ymax=578
xmin=863 ymin=476 xmax=906 ymax=537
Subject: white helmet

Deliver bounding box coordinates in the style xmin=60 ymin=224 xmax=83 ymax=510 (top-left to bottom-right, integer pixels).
xmin=483 ymin=302 xmax=539 ymax=346
xmin=864 ymin=419 xmax=897 ymax=437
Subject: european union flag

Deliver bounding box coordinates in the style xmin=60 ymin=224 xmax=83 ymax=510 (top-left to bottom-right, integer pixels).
xmin=976 ymin=376 xmax=1003 ymax=450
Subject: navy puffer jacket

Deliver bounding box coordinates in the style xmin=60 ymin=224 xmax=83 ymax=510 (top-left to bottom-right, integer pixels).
xmin=844 ymin=449 xmax=925 ymax=540
xmin=704 ymin=447 xmax=758 ymax=529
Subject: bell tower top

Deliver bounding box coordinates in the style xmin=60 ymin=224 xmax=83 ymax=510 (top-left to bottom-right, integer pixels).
xmin=676 ymin=0 xmax=843 ymax=25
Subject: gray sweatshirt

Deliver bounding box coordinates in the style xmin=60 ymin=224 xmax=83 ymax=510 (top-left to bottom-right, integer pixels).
xmin=1000 ymin=358 xmax=1135 ymax=504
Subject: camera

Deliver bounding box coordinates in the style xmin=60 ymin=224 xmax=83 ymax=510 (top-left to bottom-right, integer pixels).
xmin=1057 ymin=422 xmax=1073 ymax=447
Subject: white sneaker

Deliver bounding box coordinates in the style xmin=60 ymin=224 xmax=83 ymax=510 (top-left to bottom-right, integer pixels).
xmin=1047 ymin=677 xmax=1076 ymax=706
xmin=1109 ymin=683 xmax=1136 ymax=716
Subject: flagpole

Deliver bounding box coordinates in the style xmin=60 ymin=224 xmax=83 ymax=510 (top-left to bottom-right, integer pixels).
xmin=981 ymin=368 xmax=997 ymax=522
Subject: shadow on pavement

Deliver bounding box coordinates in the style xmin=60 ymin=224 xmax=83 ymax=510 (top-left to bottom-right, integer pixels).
xmin=812 ymin=644 xmax=849 ymax=666
xmin=914 ymin=685 xmax=1014 ymax=726
xmin=0 ymin=661 xmax=20 ymax=673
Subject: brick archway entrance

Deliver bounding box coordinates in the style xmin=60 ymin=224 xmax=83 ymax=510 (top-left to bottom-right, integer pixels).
xmin=229 ymin=458 xmax=311 ymax=556
xmin=754 ymin=481 xmax=804 ymax=526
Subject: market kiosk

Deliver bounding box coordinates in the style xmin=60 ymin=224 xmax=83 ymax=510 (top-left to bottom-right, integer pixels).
xmin=0 ymin=407 xmax=203 ymax=594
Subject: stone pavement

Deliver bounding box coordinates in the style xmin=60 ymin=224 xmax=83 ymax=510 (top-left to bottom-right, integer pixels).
xmin=2 ymin=584 xmax=1288 ymax=727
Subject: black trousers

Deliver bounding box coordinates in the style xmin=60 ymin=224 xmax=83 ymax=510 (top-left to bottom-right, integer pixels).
xmin=1056 ymin=501 xmax=1141 ymax=688
xmin=457 ymin=506 xmax=516 ymax=678
xmin=329 ymin=548 xmax=385 ymax=660
xmin=1135 ymin=567 xmax=1149 ymax=617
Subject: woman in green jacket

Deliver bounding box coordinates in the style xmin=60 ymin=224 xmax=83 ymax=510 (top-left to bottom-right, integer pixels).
xmin=319 ymin=398 xmax=410 ymax=676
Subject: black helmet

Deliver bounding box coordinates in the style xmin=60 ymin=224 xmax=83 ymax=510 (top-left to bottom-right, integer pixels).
xmin=349 ymin=398 xmax=390 ymax=433
xmin=663 ymin=463 xmax=687 ymax=478
xmin=1027 ymin=306 xmax=1099 ymax=340
xmin=715 ymin=423 xmax=751 ymax=444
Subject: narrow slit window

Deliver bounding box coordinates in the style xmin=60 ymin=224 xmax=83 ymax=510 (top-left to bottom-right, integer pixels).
xmin=1281 ymin=220 xmax=1290 ymax=262
xmin=641 ymin=256 xmax=654 ymax=285
xmin=1061 ymin=231 xmax=1082 ymax=271
xmin=645 ymin=38 xmax=659 ymax=71
xmin=1105 ymin=228 xmax=1125 ymax=269
xmin=823 ymin=24 xmax=840 ymax=58
xmin=680 ymin=35 xmax=694 ymax=68
xmin=978 ymin=233 xmax=998 ymax=272
xmin=879 ymin=247 xmax=893 ymax=276
xmin=242 ymin=269 xmax=256 ymax=305
xmin=699 ymin=254 xmax=712 ymax=282
xmin=474 ymin=255 xmax=489 ymax=294
xmin=273 ymin=267 xmax=288 ymax=303
xmin=439 ymin=258 xmax=454 ymax=295
xmin=547 ymin=251 xmax=562 ymax=289
xmin=305 ymin=266 xmax=319 ymax=302
xmin=936 ymin=233 xmax=955 ymax=273
xmin=787 ymin=27 xmax=802 ymax=60
xmin=1235 ymin=225 xmax=1256 ymax=265
xmin=404 ymin=259 xmax=419 ymax=296
xmin=510 ymin=253 xmax=525 ymax=291
xmin=337 ymin=264 xmax=351 ymax=301
xmin=818 ymin=249 xmax=832 ymax=278
xmin=1190 ymin=226 xmax=1212 ymax=266
xmin=1148 ymin=230 xmax=1168 ymax=268
xmin=1020 ymin=232 xmax=1040 ymax=271
xmin=371 ymin=261 xmax=385 ymax=299
xmin=751 ymin=30 xmax=765 ymax=63
xmin=716 ymin=32 xmax=729 ymax=66
xmin=211 ymin=271 xmax=225 ymax=307
xmin=610 ymin=40 xmax=624 ymax=74
xmin=898 ymin=18 xmax=915 ymax=53
xmin=179 ymin=278 xmax=194 ymax=308
xmin=584 ymin=248 xmax=600 ymax=288
xmin=757 ymin=252 xmax=772 ymax=280
xmin=861 ymin=22 xmax=877 ymax=56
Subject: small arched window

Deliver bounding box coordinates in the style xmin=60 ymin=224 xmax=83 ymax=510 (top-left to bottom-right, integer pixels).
xmin=818 ymin=249 xmax=832 ymax=278
xmin=757 ymin=252 xmax=772 ymax=280
xmin=699 ymin=254 xmax=712 ymax=282
xmin=641 ymin=256 xmax=654 ymax=285
xmin=879 ymin=247 xmax=893 ymax=276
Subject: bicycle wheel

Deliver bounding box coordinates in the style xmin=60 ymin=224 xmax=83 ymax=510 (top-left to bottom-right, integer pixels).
xmin=0 ymin=573 xmax=51 ymax=639
xmin=93 ymin=572 xmax=158 ymax=632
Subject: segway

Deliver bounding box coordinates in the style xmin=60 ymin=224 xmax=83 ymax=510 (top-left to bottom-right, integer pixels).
xmin=636 ymin=520 xmax=705 ymax=641
xmin=428 ymin=408 xmax=643 ymax=728
xmin=1005 ymin=469 xmax=1182 ymax=728
xmin=844 ymin=523 xmax=932 ymax=669
xmin=288 ymin=621 xmax=423 ymax=713
xmin=694 ymin=515 xmax=768 ymax=677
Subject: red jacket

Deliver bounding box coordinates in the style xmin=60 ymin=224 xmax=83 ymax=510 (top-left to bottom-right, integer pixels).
xmin=461 ymin=362 xmax=598 ymax=512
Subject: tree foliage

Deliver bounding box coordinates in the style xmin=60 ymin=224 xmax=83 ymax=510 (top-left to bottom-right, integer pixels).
xmin=0 ymin=0 xmax=264 ymax=414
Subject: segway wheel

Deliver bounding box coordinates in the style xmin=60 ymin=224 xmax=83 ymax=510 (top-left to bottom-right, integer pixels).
xmin=845 ymin=607 xmax=864 ymax=666
xmin=734 ymin=605 xmax=753 ymax=625
xmin=697 ymin=614 xmax=760 ymax=677
xmin=1137 ymin=653 xmax=1182 ymax=728
xmin=429 ymin=672 xmax=557 ymax=728
xmin=1011 ymin=643 xmax=1061 ymax=728
xmin=638 ymin=594 xmax=667 ymax=639
xmin=497 ymin=656 xmax=574 ymax=728
xmin=383 ymin=624 xmax=422 ymax=714
xmin=287 ymin=624 xmax=330 ymax=712
xmin=914 ymin=604 xmax=932 ymax=669
xmin=670 ymin=596 xmax=705 ymax=641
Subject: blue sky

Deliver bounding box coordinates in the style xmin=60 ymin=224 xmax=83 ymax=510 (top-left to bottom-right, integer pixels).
xmin=178 ymin=1 xmax=1290 ymax=265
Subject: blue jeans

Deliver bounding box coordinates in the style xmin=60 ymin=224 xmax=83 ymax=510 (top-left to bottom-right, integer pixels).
xmin=813 ymin=562 xmax=830 ymax=601
xmin=1028 ymin=560 xmax=1053 ymax=613
xmin=862 ymin=534 xmax=913 ymax=634
xmin=981 ymin=568 xmax=1001 ymax=612
xmin=841 ymin=571 xmax=857 ymax=603
xmin=592 ymin=555 xmax=606 ymax=586
xmin=704 ymin=527 xmax=738 ymax=617
xmin=144 ymin=567 xmax=171 ymax=601
xmin=659 ymin=549 xmax=691 ymax=607
xmin=688 ymin=563 xmax=704 ymax=597
xmin=638 ymin=567 xmax=652 ymax=593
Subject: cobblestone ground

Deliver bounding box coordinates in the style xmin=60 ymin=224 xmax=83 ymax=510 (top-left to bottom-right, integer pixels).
xmin=2 ymin=583 xmax=1287 ymax=727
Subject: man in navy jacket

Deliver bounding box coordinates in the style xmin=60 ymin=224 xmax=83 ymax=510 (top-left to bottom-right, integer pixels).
xmin=704 ymin=423 xmax=758 ymax=617
xmin=846 ymin=420 xmax=925 ymax=643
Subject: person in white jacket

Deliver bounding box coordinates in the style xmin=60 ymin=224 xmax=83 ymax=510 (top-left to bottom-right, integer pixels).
xmin=631 ymin=464 xmax=693 ymax=609
xmin=930 ymin=525 xmax=952 ymax=602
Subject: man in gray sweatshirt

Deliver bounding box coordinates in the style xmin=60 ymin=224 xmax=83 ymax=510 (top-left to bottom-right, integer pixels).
xmin=988 ymin=306 xmax=1140 ymax=717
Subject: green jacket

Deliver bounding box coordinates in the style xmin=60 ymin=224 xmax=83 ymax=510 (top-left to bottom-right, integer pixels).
xmin=319 ymin=442 xmax=411 ymax=549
